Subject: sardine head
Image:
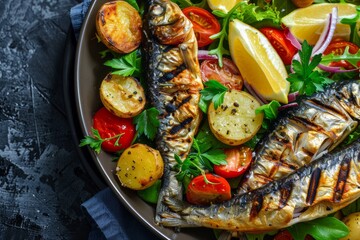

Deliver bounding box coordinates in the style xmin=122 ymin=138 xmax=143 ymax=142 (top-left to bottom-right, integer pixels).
xmin=148 ymin=0 xmax=192 ymax=45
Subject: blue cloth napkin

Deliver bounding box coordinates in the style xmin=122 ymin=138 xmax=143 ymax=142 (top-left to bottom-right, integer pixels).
xmin=70 ymin=1 xmax=159 ymax=239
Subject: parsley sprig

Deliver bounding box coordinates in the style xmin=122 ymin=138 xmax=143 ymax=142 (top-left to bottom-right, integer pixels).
xmin=133 ymin=107 xmax=160 ymax=141
xmin=287 ymin=41 xmax=333 ymax=96
xmin=104 ymin=50 xmax=142 ymax=78
xmin=79 ymin=128 xmax=124 ymax=154
xmin=174 ymin=139 xmax=227 ymax=184
xmin=199 ymin=80 xmax=228 ymax=113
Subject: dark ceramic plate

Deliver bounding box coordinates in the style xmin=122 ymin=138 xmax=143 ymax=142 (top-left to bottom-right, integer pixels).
xmin=74 ymin=0 xmax=215 ymax=239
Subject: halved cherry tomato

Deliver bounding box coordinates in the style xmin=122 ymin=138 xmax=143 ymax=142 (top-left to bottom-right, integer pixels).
xmin=260 ymin=27 xmax=297 ymax=65
xmin=323 ymin=40 xmax=360 ymax=70
xmin=214 ymin=146 xmax=252 ymax=179
xmin=182 ymin=7 xmax=220 ymax=47
xmin=200 ymin=58 xmax=243 ymax=90
xmin=93 ymin=107 xmax=135 ymax=152
xmin=186 ymin=174 xmax=231 ymax=205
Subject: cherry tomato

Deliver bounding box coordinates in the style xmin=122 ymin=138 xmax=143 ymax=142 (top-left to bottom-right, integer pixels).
xmin=186 ymin=174 xmax=231 ymax=205
xmin=323 ymin=40 xmax=360 ymax=70
xmin=182 ymin=7 xmax=220 ymax=47
xmin=214 ymin=146 xmax=252 ymax=179
xmin=273 ymin=230 xmax=293 ymax=240
xmin=93 ymin=107 xmax=135 ymax=153
xmin=200 ymin=58 xmax=243 ymax=90
xmin=273 ymin=230 xmax=314 ymax=240
xmin=260 ymin=27 xmax=297 ymax=65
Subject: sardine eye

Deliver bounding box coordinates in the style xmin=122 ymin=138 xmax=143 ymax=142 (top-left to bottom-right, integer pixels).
xmin=151 ymin=4 xmax=164 ymax=16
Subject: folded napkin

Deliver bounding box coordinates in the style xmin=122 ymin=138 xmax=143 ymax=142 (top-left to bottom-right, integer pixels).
xmin=70 ymin=1 xmax=159 ymax=239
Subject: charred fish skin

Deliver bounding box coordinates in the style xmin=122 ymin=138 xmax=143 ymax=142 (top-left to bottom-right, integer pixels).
xmin=142 ymin=0 xmax=203 ymax=224
xmin=238 ymin=80 xmax=360 ymax=194
xmin=160 ymin=139 xmax=360 ymax=231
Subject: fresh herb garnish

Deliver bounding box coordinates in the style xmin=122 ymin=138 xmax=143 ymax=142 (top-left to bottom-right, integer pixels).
xmin=174 ymin=138 xmax=227 ymax=183
xmin=79 ymin=128 xmax=124 ymax=154
xmin=199 ymin=80 xmax=228 ymax=113
xmin=104 ymin=50 xmax=142 ymax=77
xmin=340 ymin=5 xmax=360 ymax=46
xmin=125 ymin=0 xmax=140 ymax=12
xmin=287 ymin=41 xmax=333 ymax=96
xmin=133 ymin=107 xmax=160 ymax=141
xmin=170 ymin=0 xmax=207 ymax=8
xmin=287 ymin=217 xmax=349 ymax=240
xmin=321 ymin=46 xmax=360 ymax=69
xmin=256 ymin=100 xmax=281 ymax=130
xmin=256 ymin=100 xmax=281 ymax=120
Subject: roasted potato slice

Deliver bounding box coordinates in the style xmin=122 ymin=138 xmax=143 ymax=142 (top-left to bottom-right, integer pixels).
xmin=208 ymin=90 xmax=263 ymax=146
xmin=340 ymin=212 xmax=360 ymax=240
xmin=96 ymin=1 xmax=142 ymax=54
xmin=100 ymin=73 xmax=146 ymax=118
xmin=116 ymin=144 xmax=164 ymax=190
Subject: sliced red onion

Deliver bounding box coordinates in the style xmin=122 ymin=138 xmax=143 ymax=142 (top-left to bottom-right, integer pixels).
xmin=198 ymin=50 xmax=218 ymax=60
xmin=243 ymin=81 xmax=268 ymax=105
xmin=318 ymin=63 xmax=360 ymax=73
xmin=278 ymin=102 xmax=299 ymax=111
xmin=284 ymin=28 xmax=301 ymax=50
xmin=312 ymin=7 xmax=338 ymax=56
xmin=287 ymin=92 xmax=299 ymax=103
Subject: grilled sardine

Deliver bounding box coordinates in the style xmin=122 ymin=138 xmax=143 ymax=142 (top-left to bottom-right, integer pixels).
xmin=142 ymin=0 xmax=203 ymax=223
xmin=239 ymin=80 xmax=360 ymax=194
xmin=160 ymin=138 xmax=360 ymax=231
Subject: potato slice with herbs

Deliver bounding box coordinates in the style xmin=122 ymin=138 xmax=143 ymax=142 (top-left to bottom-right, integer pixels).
xmin=208 ymin=90 xmax=263 ymax=146
xmin=100 ymin=73 xmax=146 ymax=118
xmin=96 ymin=1 xmax=142 ymax=54
xmin=116 ymin=144 xmax=164 ymax=190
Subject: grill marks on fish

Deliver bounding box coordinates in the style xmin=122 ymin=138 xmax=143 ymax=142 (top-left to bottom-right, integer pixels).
xmin=143 ymin=0 xmax=203 ymax=224
xmin=160 ymin=140 xmax=360 ymax=231
xmin=238 ymin=81 xmax=360 ymax=194
xmin=306 ymin=168 xmax=321 ymax=205
xmin=334 ymin=154 xmax=351 ymax=202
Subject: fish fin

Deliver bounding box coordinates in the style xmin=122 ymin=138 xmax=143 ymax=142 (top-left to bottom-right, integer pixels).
xmin=163 ymin=196 xmax=189 ymax=212
xmin=158 ymin=211 xmax=191 ymax=227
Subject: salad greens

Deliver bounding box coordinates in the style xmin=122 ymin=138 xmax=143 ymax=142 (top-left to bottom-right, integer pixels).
xmin=287 ymin=217 xmax=349 ymax=240
xmin=321 ymin=45 xmax=360 ymax=67
xmin=209 ymin=1 xmax=280 ymax=66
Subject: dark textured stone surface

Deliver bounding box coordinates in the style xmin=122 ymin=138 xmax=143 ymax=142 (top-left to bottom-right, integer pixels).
xmin=0 ymin=0 xmax=99 ymax=239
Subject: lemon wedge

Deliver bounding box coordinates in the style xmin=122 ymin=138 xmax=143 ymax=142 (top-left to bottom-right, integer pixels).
xmin=282 ymin=3 xmax=358 ymax=45
xmin=228 ymin=19 xmax=290 ymax=104
xmin=207 ymin=0 xmax=245 ymax=13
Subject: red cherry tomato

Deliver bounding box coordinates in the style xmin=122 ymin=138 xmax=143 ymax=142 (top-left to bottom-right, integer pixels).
xmin=260 ymin=27 xmax=297 ymax=65
xmin=93 ymin=107 xmax=135 ymax=153
xmin=273 ymin=230 xmax=293 ymax=240
xmin=323 ymin=40 xmax=360 ymax=70
xmin=186 ymin=174 xmax=231 ymax=205
xmin=182 ymin=7 xmax=221 ymax=47
xmin=200 ymin=58 xmax=243 ymax=90
xmin=273 ymin=230 xmax=314 ymax=240
xmin=214 ymin=146 xmax=252 ymax=179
